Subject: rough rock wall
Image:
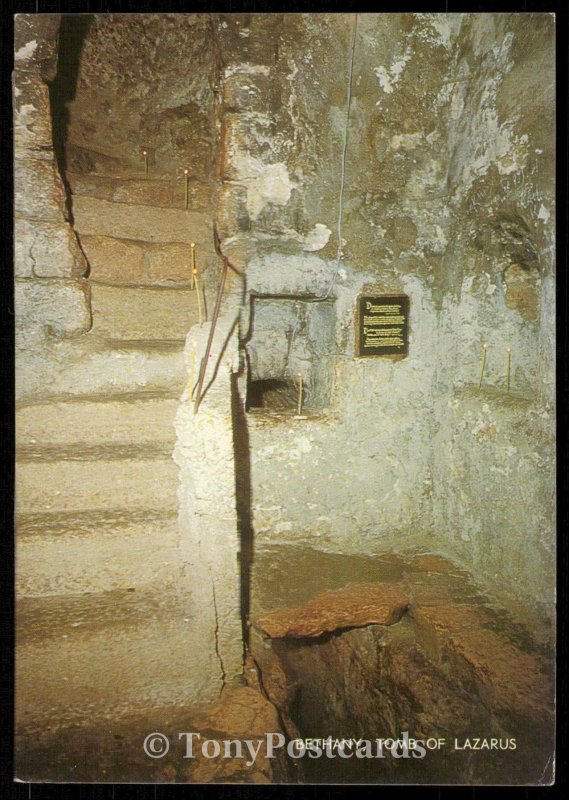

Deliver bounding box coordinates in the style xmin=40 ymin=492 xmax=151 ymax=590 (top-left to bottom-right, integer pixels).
xmin=215 ymin=13 xmax=555 ymax=621
xmin=430 ymin=14 xmax=555 ymax=620
xmin=63 ymin=14 xmax=218 ymax=295
xmin=14 ymin=15 xmax=90 ymax=382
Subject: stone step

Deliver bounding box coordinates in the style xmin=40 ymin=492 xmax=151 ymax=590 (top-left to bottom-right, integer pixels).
xmin=16 ymin=510 xmax=179 ymax=597
xmin=73 ymin=195 xmax=211 ymax=245
xmin=15 ymin=589 xmax=206 ymax=737
xmin=67 ymin=171 xmax=212 ymax=212
xmin=16 ymin=394 xmax=179 ymax=449
xmin=33 ymin=339 xmax=188 ymax=399
xmin=16 ymin=454 xmax=179 ymax=514
xmin=80 ymin=235 xmax=194 ymax=286
xmin=90 ymin=284 xmax=200 ymax=340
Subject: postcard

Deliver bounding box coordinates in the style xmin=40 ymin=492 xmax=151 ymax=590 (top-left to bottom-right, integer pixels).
xmin=14 ymin=10 xmax=556 ymax=785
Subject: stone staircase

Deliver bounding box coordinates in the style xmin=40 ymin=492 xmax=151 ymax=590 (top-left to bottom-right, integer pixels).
xmin=15 ymin=230 xmax=201 ymax=738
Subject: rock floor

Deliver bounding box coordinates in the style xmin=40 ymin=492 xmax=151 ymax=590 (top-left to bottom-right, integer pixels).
xmin=16 ymin=547 xmax=555 ymax=785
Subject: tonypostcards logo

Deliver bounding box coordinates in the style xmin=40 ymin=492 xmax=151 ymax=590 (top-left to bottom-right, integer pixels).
xmin=143 ymin=731 xmax=433 ymax=765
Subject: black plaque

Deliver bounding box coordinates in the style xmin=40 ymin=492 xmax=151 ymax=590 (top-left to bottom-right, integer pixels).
xmin=356 ymin=294 xmax=409 ymax=357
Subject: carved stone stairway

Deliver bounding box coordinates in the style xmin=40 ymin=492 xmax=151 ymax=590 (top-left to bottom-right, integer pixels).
xmin=15 ymin=275 xmax=198 ymax=739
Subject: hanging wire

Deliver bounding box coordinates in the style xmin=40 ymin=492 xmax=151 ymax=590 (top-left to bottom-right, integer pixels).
xmin=317 ymin=12 xmax=358 ymax=301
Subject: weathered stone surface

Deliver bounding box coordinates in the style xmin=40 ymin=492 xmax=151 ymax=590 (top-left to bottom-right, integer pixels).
xmin=68 ymin=174 xmax=176 ymax=207
xmin=15 ymin=218 xmax=87 ymax=279
xmin=73 ymin=195 xmax=210 ymax=244
xmin=66 ymin=144 xmax=134 ymax=178
xmin=411 ymin=605 xmax=554 ymax=720
xmin=246 ymin=253 xmax=337 ymax=298
xmin=17 ymin=456 xmax=178 ymax=514
xmin=90 ymin=284 xmax=198 ymax=340
xmin=17 ymin=396 xmax=179 ymax=449
xmin=14 ymin=157 xmax=67 ymax=222
xmin=222 ymin=70 xmax=275 ymax=113
xmin=212 ymin=12 xmax=555 ymax=623
xmin=15 ymin=684 xmax=292 ymax=783
xmin=255 ymin=583 xmax=409 ymax=638
xmin=65 ymin=14 xmax=217 ymax=177
xmin=219 ymin=113 xmax=275 ymax=182
xmin=80 ymin=235 xmax=205 ymax=286
xmin=216 ymin=183 xmax=250 ymax=241
xmin=16 ymin=512 xmax=180 ymax=597
xmin=144 ymin=243 xmax=196 ymax=285
xmin=174 ymin=308 xmax=245 ymax=700
xmin=14 ymin=14 xmax=60 ymax=80
xmin=13 ymin=77 xmax=54 ymax=156
xmin=410 ymin=554 xmax=460 ymax=574
xmin=15 ymin=591 xmax=208 ymax=739
xmin=181 ymin=686 xmax=292 ymax=783
xmin=219 ymin=235 xmax=258 ymax=273
xmin=217 ymin=14 xmax=282 ymax=67
xmin=15 ymin=279 xmax=91 ymax=345
xmin=503 ymin=263 xmax=540 ymax=320
xmin=80 ymin=235 xmax=145 ymax=284
xmin=17 ymin=340 xmax=187 ymax=402
xmin=112 ymin=180 xmax=174 ymax=208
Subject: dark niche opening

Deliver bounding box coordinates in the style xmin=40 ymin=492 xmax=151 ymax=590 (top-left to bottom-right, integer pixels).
xmin=246 ymin=378 xmax=299 ymax=412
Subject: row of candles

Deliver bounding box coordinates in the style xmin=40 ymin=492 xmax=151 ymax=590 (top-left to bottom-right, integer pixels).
xmin=140 ymin=153 xmax=205 ymax=323
xmin=141 ymin=150 xmax=192 ymax=210
xmin=478 ymin=343 xmax=512 ymax=392
xmin=189 ymin=242 xmax=205 ymax=325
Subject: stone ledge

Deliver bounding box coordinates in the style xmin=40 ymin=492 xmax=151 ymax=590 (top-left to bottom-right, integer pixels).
xmin=255 ymin=583 xmax=409 ymax=638
xmin=246 ymin=253 xmax=338 ymax=299
xmin=67 ymin=172 xmax=213 ymax=211
xmin=73 ymin=195 xmax=211 ymax=244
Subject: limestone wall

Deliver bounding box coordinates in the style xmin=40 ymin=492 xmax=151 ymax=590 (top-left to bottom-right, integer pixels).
xmin=214 ymin=13 xmax=555 ymax=621
xmin=14 ymin=14 xmax=90 ymax=381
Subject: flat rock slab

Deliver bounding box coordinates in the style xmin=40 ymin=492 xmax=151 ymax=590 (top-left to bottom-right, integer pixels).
xmin=255 ymin=582 xmax=409 ymax=638
xmin=73 ymin=195 xmax=210 ymax=244
xmin=90 ymin=284 xmax=198 ymax=340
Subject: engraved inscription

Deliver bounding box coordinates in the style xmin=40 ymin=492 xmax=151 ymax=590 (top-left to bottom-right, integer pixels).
xmin=357 ymin=294 xmax=409 ymax=357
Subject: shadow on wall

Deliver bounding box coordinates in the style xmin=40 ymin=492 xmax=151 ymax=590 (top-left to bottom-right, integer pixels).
xmin=231 ymin=372 xmax=254 ymax=652
xmin=48 ymin=14 xmax=93 ymax=222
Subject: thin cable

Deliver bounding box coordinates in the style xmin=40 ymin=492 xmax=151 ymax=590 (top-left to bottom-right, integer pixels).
xmin=336 ymin=12 xmax=358 ymax=265
xmin=319 ymin=12 xmax=358 ymax=301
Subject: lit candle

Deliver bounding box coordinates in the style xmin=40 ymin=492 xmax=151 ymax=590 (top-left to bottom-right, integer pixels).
xmin=506 ymin=348 xmax=511 ymax=393
xmin=195 ymin=275 xmax=204 ymax=326
xmin=184 ymin=169 xmax=189 ymax=210
xmin=478 ymin=343 xmax=487 ymax=390
xmin=296 ymin=373 xmax=303 ymax=416
xmin=190 ymin=242 xmax=196 ymax=290
xmin=142 ymin=149 xmax=148 ymax=178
